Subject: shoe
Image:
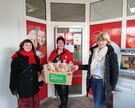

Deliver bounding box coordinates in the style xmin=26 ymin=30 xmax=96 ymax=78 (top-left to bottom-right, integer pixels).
xmin=58 ymin=104 xmax=67 ymax=108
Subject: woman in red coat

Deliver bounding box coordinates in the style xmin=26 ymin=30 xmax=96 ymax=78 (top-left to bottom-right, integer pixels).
xmin=48 ymin=37 xmax=73 ymax=108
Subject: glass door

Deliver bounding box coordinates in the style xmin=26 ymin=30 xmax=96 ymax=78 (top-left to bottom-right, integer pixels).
xmin=53 ymin=26 xmax=83 ymax=96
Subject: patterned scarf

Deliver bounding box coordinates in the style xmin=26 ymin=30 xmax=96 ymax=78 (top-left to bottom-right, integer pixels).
xmin=91 ymin=46 xmax=108 ymax=76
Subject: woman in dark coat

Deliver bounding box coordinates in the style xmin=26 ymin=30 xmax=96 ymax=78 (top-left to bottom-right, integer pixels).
xmin=9 ymin=39 xmax=42 ymax=108
xmin=79 ymin=32 xmax=119 ymax=108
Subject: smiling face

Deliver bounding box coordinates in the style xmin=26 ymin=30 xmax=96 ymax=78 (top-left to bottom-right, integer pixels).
xmin=28 ymin=30 xmax=36 ymax=41
xmin=37 ymin=30 xmax=46 ymax=46
xmin=97 ymin=38 xmax=107 ymax=48
xmin=23 ymin=42 xmax=32 ymax=52
xmin=96 ymin=32 xmax=110 ymax=48
xmin=57 ymin=40 xmax=65 ymax=50
xmin=27 ymin=30 xmax=37 ymax=47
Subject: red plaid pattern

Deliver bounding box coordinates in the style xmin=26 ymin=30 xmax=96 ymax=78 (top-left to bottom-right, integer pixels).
xmin=18 ymin=93 xmax=40 ymax=108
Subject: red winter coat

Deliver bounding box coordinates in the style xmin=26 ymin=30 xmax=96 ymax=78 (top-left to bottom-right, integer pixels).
xmin=48 ymin=48 xmax=73 ymax=63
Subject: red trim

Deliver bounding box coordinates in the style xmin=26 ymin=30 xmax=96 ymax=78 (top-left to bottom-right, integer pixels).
xmin=39 ymin=84 xmax=48 ymax=101
xmin=72 ymin=77 xmax=82 ymax=84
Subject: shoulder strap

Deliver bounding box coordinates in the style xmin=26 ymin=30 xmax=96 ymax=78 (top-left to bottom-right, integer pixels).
xmin=20 ymin=65 xmax=31 ymax=76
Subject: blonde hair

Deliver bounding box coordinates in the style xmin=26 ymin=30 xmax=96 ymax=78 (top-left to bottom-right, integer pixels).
xmin=27 ymin=30 xmax=38 ymax=48
xmin=96 ymin=32 xmax=111 ymax=44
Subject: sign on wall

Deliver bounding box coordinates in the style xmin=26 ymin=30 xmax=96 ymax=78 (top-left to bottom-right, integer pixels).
xmin=90 ymin=22 xmax=121 ymax=47
xmin=90 ymin=22 xmax=122 ymax=55
xmin=26 ymin=20 xmax=47 ymax=64
xmin=126 ymin=20 xmax=135 ymax=48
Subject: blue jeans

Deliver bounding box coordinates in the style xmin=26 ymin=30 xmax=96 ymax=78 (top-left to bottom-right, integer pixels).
xmin=91 ymin=78 xmax=105 ymax=108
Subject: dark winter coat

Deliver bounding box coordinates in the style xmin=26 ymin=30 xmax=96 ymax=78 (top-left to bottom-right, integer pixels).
xmin=9 ymin=53 xmax=42 ymax=98
xmin=79 ymin=45 xmax=119 ymax=103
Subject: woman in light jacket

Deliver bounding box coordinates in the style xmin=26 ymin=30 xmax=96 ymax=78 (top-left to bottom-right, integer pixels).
xmin=79 ymin=32 xmax=119 ymax=108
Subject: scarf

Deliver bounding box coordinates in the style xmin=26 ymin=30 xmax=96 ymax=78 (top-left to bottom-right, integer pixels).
xmin=91 ymin=46 xmax=108 ymax=76
xmin=12 ymin=50 xmax=36 ymax=64
xmin=20 ymin=50 xmax=36 ymax=64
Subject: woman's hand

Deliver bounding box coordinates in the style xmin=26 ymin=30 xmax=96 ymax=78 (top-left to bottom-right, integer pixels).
xmin=38 ymin=71 xmax=45 ymax=82
xmin=48 ymin=61 xmax=51 ymax=63
xmin=69 ymin=61 xmax=79 ymax=71
xmin=112 ymin=91 xmax=116 ymax=95
xmin=11 ymin=90 xmax=17 ymax=96
xmin=73 ymin=65 xmax=79 ymax=71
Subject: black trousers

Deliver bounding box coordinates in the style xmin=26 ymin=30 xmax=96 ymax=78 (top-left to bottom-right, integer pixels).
xmin=55 ymin=84 xmax=69 ymax=105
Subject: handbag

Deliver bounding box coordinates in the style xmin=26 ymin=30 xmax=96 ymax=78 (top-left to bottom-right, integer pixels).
xmin=86 ymin=75 xmax=91 ymax=97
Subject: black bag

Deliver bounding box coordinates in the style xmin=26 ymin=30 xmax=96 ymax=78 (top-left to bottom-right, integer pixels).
xmin=86 ymin=73 xmax=91 ymax=97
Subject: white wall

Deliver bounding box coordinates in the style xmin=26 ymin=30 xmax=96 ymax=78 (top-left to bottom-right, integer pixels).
xmin=0 ymin=0 xmax=25 ymax=108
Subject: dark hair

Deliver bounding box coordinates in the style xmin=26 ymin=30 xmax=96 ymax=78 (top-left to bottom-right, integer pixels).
xmin=18 ymin=39 xmax=35 ymax=53
xmin=57 ymin=37 xmax=65 ymax=44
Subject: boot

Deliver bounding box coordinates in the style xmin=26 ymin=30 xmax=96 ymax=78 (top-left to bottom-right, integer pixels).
xmin=55 ymin=85 xmax=68 ymax=108
xmin=60 ymin=85 xmax=68 ymax=108
xmin=59 ymin=104 xmax=67 ymax=108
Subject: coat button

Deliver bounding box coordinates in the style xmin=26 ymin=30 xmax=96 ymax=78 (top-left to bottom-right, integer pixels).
xmin=30 ymin=78 xmax=33 ymax=80
xmin=30 ymin=70 xmax=32 ymax=72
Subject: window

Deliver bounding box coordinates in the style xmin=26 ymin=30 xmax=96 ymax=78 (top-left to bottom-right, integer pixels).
xmin=90 ymin=0 xmax=123 ymax=21
xmin=26 ymin=0 xmax=46 ymax=20
xmin=51 ymin=3 xmax=85 ymax=22
xmin=127 ymin=0 xmax=135 ymax=16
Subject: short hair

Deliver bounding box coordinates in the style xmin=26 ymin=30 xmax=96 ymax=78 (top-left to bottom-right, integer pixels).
xmin=57 ymin=36 xmax=65 ymax=44
xmin=96 ymin=32 xmax=111 ymax=44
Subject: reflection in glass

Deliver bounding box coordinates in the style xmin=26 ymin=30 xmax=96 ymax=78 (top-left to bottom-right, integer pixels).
xmin=51 ymin=3 xmax=85 ymax=22
xmin=90 ymin=0 xmax=122 ymax=21
xmin=121 ymin=55 xmax=135 ymax=69
xmin=69 ymin=84 xmax=82 ymax=95
xmin=26 ymin=0 xmax=46 ymax=20
xmin=127 ymin=0 xmax=135 ymax=16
